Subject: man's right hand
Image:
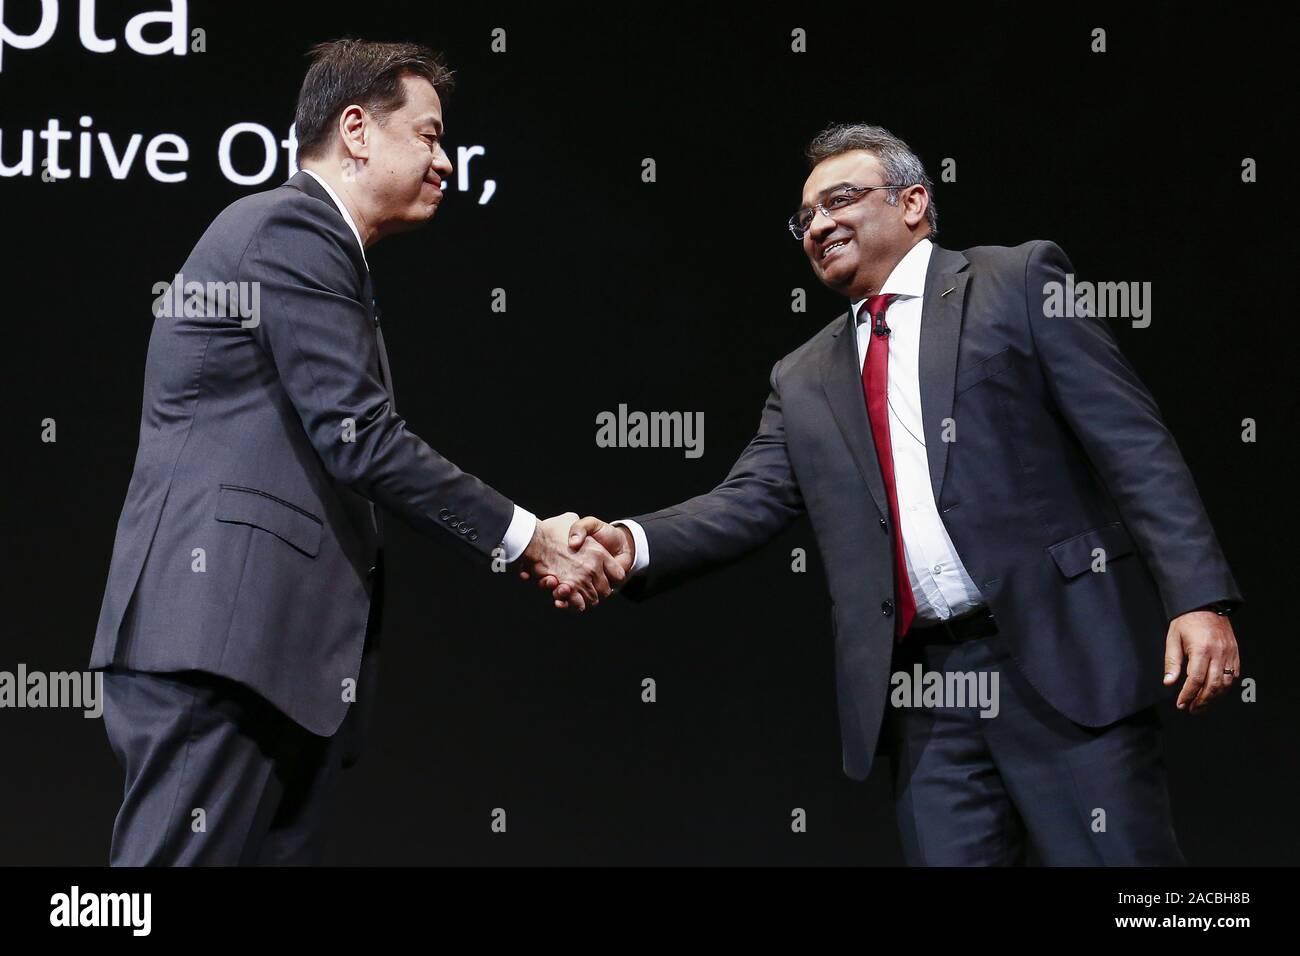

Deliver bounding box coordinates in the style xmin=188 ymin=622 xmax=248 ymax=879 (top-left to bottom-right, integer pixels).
xmin=519 ymin=513 xmax=625 ymax=611
xmin=542 ymin=517 xmax=636 ymax=611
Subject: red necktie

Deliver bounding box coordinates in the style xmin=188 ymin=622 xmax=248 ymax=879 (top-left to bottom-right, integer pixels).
xmin=861 ymin=293 xmax=917 ymax=640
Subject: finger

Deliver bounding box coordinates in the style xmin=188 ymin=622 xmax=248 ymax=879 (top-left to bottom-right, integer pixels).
xmin=1177 ymin=651 xmax=1208 ymax=710
xmin=1162 ymin=626 xmax=1184 ymax=686
xmin=1192 ymin=651 xmax=1225 ymax=712
xmin=568 ymin=516 xmax=604 ymax=551
xmin=1208 ymin=649 xmax=1231 ymax=696
xmin=569 ymin=590 xmax=587 ymax=612
xmin=600 ymin=551 xmax=626 ymax=587
xmin=1224 ymin=637 xmax=1241 ymax=687
xmin=587 ymin=563 xmax=611 ymax=600
xmin=519 ymin=570 xmax=530 ymax=581
xmin=1196 ymin=660 xmax=1227 ymax=712
xmin=1207 ymin=645 xmax=1239 ymax=704
xmin=570 ymin=576 xmax=599 ymax=607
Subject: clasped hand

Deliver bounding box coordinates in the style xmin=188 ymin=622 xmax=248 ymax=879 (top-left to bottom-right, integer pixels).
xmin=519 ymin=514 xmax=634 ymax=612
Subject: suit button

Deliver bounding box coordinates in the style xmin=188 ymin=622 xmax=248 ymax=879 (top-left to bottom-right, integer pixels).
xmin=367 ymin=565 xmax=377 ymax=579
xmin=458 ymin=526 xmax=469 ymax=535
xmin=468 ymin=531 xmax=478 ymax=542
xmin=879 ymin=518 xmax=888 ymax=533
xmin=438 ymin=508 xmax=451 ymax=521
xmin=881 ymin=600 xmax=894 ymax=616
xmin=446 ymin=513 xmax=458 ymax=525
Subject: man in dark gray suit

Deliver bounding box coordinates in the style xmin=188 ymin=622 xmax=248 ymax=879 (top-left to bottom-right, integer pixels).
xmin=90 ymin=39 xmax=624 ymax=865
xmin=552 ymin=124 xmax=1244 ymax=865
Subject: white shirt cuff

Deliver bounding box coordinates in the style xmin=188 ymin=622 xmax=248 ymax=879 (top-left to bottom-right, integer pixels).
xmin=499 ymin=505 xmax=537 ymax=564
xmin=613 ymin=519 xmax=650 ymax=576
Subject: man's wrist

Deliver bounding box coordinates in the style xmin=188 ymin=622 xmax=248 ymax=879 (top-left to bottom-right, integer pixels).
xmin=500 ymin=506 xmax=539 ymax=564
xmin=613 ymin=519 xmax=650 ymax=575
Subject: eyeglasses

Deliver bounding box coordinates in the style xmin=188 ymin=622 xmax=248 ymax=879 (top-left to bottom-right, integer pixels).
xmin=788 ymin=183 xmax=910 ymax=239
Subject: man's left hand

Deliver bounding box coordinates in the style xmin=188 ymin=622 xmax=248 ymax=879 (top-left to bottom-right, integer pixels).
xmin=1164 ymin=609 xmax=1241 ymax=714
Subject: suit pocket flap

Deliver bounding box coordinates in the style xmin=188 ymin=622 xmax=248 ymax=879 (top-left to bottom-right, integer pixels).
xmin=955 ymin=346 xmax=1013 ymax=394
xmin=1047 ymin=521 xmax=1135 ymax=578
xmin=215 ymin=484 xmax=323 ymax=558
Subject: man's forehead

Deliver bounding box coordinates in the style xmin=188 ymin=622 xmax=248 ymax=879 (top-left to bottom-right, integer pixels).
xmin=801 ymin=151 xmax=881 ymax=203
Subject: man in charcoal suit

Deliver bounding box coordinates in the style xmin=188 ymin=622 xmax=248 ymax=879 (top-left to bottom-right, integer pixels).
xmin=550 ymin=124 xmax=1243 ymax=865
xmin=90 ymin=39 xmax=623 ymax=865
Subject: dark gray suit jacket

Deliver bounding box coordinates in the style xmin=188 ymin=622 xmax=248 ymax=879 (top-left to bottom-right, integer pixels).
xmin=623 ymin=240 xmax=1243 ymax=781
xmin=91 ymin=170 xmax=515 ymax=738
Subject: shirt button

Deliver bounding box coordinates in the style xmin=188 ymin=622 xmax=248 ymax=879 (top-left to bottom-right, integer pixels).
xmin=932 ymin=564 xmax=943 ymax=574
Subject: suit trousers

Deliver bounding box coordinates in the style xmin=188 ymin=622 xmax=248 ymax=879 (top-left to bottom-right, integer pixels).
xmin=100 ymin=566 xmax=383 ymax=866
xmin=884 ymin=624 xmax=1185 ymax=866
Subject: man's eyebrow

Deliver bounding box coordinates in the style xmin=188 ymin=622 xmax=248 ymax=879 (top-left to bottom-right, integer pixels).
xmin=800 ymin=182 xmax=856 ymax=207
xmin=416 ymin=115 xmax=444 ymax=136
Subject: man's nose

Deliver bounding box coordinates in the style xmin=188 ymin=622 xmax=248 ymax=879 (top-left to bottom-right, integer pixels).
xmin=808 ymin=208 xmax=836 ymax=241
xmin=433 ymin=145 xmax=453 ymax=182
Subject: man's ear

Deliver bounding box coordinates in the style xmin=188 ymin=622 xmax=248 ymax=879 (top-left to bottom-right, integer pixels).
xmin=338 ymin=104 xmax=371 ymax=162
xmin=902 ymin=185 xmax=929 ymax=229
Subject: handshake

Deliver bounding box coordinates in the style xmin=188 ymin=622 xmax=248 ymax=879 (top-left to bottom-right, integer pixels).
xmin=518 ymin=513 xmax=635 ymax=612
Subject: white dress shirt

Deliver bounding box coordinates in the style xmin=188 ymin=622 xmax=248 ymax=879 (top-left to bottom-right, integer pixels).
xmin=299 ymin=168 xmax=536 ymax=562
xmin=620 ymin=237 xmax=983 ymax=622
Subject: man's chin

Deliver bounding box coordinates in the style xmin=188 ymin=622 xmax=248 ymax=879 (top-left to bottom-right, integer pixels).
xmin=817 ymin=262 xmax=857 ymax=293
xmin=389 ymin=208 xmax=438 ymax=233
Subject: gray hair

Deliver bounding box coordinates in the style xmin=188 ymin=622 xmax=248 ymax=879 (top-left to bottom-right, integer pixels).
xmin=805 ymin=123 xmax=938 ymax=237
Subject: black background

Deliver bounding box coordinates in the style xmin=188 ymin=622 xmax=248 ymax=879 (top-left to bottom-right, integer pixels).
xmin=0 ymin=1 xmax=1294 ymax=864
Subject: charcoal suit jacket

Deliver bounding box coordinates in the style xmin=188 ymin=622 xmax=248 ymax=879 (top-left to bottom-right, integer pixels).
xmin=622 ymin=239 xmax=1242 ymax=781
xmin=91 ymin=170 xmax=516 ymax=741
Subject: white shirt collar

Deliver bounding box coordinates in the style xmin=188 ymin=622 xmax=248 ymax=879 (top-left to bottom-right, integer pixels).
xmin=300 ymin=168 xmax=368 ymax=268
xmin=852 ymin=236 xmax=933 ymax=323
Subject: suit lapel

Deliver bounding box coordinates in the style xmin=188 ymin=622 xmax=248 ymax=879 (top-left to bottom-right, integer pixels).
xmin=362 ymin=271 xmax=397 ymax=410
xmin=823 ymin=308 xmax=889 ymax=521
xmin=917 ymin=245 xmax=970 ymax=505
xmin=358 ymin=272 xmax=391 ymax=541
xmin=375 ymin=325 xmax=395 ymax=408
xmin=820 ymin=242 xmax=971 ymax=517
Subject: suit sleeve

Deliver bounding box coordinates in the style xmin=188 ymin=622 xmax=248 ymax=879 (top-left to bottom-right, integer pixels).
xmin=1023 ymin=239 xmax=1242 ymax=620
xmin=240 ymin=199 xmax=515 ymax=559
xmin=621 ymin=358 xmax=806 ymax=600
